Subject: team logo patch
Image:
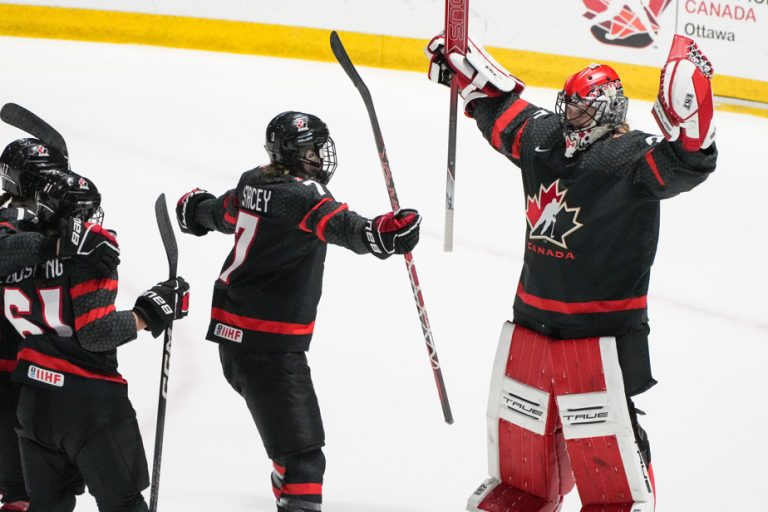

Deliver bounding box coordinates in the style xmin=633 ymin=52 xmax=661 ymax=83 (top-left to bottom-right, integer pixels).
xmin=28 ymin=365 xmax=64 ymax=387
xmin=525 ymin=180 xmax=583 ymax=249
xmin=78 ymin=177 xmax=89 ymax=190
xmin=214 ymin=323 xmax=243 ymax=343
xmin=582 ymin=0 xmax=672 ymax=48
xmin=32 ymin=145 xmax=49 ymax=157
xmin=293 ymin=116 xmax=309 ymax=132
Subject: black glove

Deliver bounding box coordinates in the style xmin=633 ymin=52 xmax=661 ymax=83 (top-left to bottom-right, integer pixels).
xmin=176 ymin=188 xmax=215 ymax=236
xmin=363 ymin=209 xmax=421 ymax=259
xmin=133 ymin=277 xmax=190 ymax=338
xmin=57 ymin=218 xmax=120 ymax=274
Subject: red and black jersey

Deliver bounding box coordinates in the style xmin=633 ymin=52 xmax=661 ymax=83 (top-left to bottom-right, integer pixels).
xmin=470 ymin=93 xmax=717 ymax=339
xmin=194 ymin=167 xmax=370 ymax=352
xmin=0 ymin=206 xmax=43 ymax=383
xmin=0 ymin=221 xmax=137 ymax=396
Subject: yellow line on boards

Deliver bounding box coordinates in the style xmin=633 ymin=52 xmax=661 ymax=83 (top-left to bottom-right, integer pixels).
xmin=0 ymin=3 xmax=765 ymax=117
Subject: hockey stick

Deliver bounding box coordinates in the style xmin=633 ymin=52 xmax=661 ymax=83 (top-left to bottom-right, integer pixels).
xmin=443 ymin=0 xmax=469 ymax=252
xmin=0 ymin=103 xmax=69 ymax=157
xmin=149 ymin=193 xmax=178 ymax=512
xmin=330 ymin=31 xmax=453 ymax=425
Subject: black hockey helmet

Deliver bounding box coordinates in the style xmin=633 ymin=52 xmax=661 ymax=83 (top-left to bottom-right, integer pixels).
xmin=35 ymin=171 xmax=103 ymax=226
xmin=0 ymin=138 xmax=69 ymax=198
xmin=264 ymin=111 xmax=338 ymax=184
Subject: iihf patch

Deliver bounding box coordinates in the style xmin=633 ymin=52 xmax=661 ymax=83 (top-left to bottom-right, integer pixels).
xmin=214 ymin=323 xmax=243 ymax=343
xmin=28 ymin=365 xmax=64 ymax=387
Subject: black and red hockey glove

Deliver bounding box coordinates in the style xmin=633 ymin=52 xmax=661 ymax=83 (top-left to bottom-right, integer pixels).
xmin=176 ymin=188 xmax=215 ymax=236
xmin=57 ymin=218 xmax=120 ymax=274
xmin=363 ymin=209 xmax=421 ymax=259
xmin=133 ymin=277 xmax=190 ymax=338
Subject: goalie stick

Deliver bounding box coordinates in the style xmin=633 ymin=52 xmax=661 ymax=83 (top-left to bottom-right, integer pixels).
xmin=0 ymin=103 xmax=69 ymax=158
xmin=149 ymin=193 xmax=179 ymax=512
xmin=329 ymin=31 xmax=453 ymax=425
xmin=444 ymin=0 xmax=468 ymax=252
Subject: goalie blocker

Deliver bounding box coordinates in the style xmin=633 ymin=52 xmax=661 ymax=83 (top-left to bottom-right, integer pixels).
xmin=467 ymin=323 xmax=655 ymax=512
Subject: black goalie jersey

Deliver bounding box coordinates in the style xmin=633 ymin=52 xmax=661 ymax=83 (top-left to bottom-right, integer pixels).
xmin=195 ymin=167 xmax=372 ymax=352
xmin=470 ymin=93 xmax=717 ymax=339
xmin=0 ymin=219 xmax=137 ymax=396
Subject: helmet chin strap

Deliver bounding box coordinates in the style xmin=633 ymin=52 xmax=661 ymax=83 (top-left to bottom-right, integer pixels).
xmin=564 ymin=125 xmax=614 ymax=158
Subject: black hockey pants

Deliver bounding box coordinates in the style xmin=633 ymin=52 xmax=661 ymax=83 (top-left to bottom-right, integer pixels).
xmin=219 ymin=346 xmax=325 ymax=511
xmin=0 ymin=381 xmax=27 ymax=503
xmin=16 ymin=386 xmax=149 ymax=512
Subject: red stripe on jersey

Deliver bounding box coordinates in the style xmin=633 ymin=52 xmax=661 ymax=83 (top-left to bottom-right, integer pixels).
xmin=70 ymin=279 xmax=118 ymax=299
xmin=84 ymin=222 xmax=118 ymax=245
xmin=17 ymin=347 xmax=127 ymax=384
xmin=75 ymin=305 xmax=116 ymax=330
xmin=281 ymin=483 xmax=322 ymax=496
xmin=223 ymin=195 xmax=237 ymax=225
xmin=298 ymin=197 xmax=333 ymax=233
xmin=516 ymin=284 xmax=646 ymax=314
xmin=511 ymin=119 xmax=529 ymax=160
xmin=272 ymin=461 xmax=286 ymax=475
xmin=644 ymin=149 xmax=665 ymax=186
xmin=0 ymin=222 xmax=16 ymax=231
xmin=0 ymin=359 xmax=17 ymax=373
xmin=314 ymin=203 xmax=348 ymax=242
xmin=492 ymin=99 xmax=530 ymax=149
xmin=212 ymin=308 xmax=315 ymax=335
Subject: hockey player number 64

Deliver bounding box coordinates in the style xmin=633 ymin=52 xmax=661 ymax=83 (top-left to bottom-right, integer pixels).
xmin=4 ymin=287 xmax=73 ymax=338
xmin=219 ymin=211 xmax=260 ymax=284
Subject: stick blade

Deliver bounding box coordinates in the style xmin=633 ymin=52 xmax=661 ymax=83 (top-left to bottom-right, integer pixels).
xmin=330 ymin=31 xmax=369 ymax=95
xmin=0 ymin=103 xmax=69 ymax=157
xmin=154 ymin=194 xmax=178 ymax=279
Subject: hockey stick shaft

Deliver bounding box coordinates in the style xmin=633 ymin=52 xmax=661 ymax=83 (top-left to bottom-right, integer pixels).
xmin=0 ymin=103 xmax=69 ymax=157
xmin=149 ymin=194 xmax=179 ymax=512
xmin=444 ymin=0 xmax=468 ymax=252
xmin=330 ymin=31 xmax=453 ymax=424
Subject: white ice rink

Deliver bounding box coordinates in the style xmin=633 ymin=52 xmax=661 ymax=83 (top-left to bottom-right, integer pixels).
xmin=1 ymin=35 xmax=766 ymax=511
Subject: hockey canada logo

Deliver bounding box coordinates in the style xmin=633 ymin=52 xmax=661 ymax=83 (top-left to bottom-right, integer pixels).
xmin=582 ymin=0 xmax=672 ymax=48
xmin=293 ymin=116 xmax=309 ymax=132
xmin=32 ymin=145 xmax=49 ymax=157
xmin=525 ymin=180 xmax=582 ymax=250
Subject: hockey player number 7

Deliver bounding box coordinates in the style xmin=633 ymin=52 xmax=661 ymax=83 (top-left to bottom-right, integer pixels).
xmin=219 ymin=211 xmax=260 ymax=283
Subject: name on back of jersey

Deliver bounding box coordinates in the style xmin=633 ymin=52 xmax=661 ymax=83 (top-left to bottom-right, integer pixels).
xmin=2 ymin=258 xmax=65 ymax=284
xmin=240 ymin=185 xmax=272 ymax=213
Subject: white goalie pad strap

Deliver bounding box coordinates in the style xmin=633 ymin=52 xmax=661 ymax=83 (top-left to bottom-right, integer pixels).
xmin=556 ymin=337 xmax=654 ymax=505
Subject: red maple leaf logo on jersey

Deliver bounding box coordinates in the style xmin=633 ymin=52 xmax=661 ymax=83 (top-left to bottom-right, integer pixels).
xmin=525 ymin=180 xmax=583 ymax=249
xmin=582 ymin=0 xmax=672 ymax=48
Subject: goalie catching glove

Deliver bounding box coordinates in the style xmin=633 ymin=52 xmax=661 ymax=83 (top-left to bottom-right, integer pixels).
xmin=425 ymin=33 xmax=525 ymax=114
xmin=363 ymin=209 xmax=421 ymax=259
xmin=133 ymin=277 xmax=190 ymax=337
xmin=652 ymin=35 xmax=716 ymax=151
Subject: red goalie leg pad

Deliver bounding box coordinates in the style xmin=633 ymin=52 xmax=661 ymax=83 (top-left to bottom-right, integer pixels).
xmin=479 ymin=323 xmax=575 ymax=510
xmin=478 ymin=481 xmax=563 ymax=512
xmin=551 ymin=337 xmax=655 ymax=511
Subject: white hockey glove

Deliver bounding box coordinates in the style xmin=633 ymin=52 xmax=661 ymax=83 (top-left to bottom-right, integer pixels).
xmin=651 ymin=35 xmax=716 ymax=152
xmin=425 ymin=33 xmax=525 ymax=114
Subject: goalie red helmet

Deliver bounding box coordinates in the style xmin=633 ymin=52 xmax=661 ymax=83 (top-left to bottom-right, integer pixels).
xmin=264 ymin=111 xmax=338 ymax=184
xmin=0 ymin=138 xmax=69 ymax=198
xmin=554 ymin=64 xmax=629 ymax=157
